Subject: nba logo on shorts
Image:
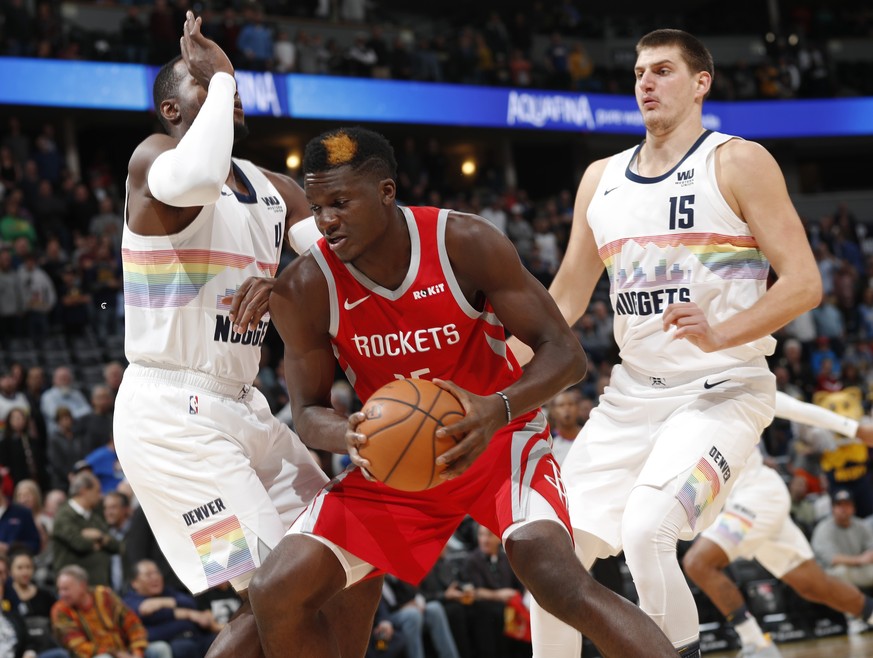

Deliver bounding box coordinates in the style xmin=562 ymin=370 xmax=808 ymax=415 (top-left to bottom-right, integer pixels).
xmin=189 ymin=395 xmax=199 ymax=415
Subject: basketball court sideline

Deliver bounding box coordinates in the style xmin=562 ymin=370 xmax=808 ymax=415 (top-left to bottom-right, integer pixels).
xmin=708 ymin=632 xmax=873 ymax=657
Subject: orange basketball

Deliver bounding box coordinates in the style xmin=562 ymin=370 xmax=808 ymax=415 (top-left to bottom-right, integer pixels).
xmin=358 ymin=379 xmax=466 ymax=491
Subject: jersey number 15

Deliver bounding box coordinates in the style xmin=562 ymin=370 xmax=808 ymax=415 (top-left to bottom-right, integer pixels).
xmin=668 ymin=194 xmax=695 ymax=230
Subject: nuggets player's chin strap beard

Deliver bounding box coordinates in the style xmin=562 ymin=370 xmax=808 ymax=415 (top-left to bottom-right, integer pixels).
xmin=148 ymin=71 xmax=236 ymax=207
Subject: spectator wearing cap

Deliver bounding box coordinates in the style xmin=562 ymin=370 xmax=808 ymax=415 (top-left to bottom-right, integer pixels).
xmin=51 ymin=471 xmax=120 ymax=587
xmin=811 ymin=489 xmax=873 ymax=588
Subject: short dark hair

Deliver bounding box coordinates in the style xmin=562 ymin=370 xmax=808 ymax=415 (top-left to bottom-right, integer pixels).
xmin=303 ymin=127 xmax=397 ymax=181
xmin=105 ymin=490 xmax=130 ymax=508
xmin=636 ymin=29 xmax=714 ymax=79
xmin=153 ymin=55 xmax=184 ymax=133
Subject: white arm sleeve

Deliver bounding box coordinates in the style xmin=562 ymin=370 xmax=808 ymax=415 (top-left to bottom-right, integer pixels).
xmin=147 ymin=72 xmax=236 ymax=208
xmin=774 ymin=391 xmax=859 ymax=438
xmin=287 ymin=216 xmax=322 ymax=254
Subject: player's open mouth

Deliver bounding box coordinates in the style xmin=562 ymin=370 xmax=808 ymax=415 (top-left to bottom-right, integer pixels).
xmin=326 ymin=235 xmax=347 ymax=250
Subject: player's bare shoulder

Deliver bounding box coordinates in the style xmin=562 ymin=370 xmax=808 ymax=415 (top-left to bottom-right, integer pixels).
xmin=128 ymin=133 xmax=178 ymax=191
xmin=444 ymin=210 xmax=513 ymax=261
xmin=270 ymin=249 xmax=329 ymax=312
xmin=713 ymin=138 xmax=782 ymax=217
xmin=578 ymin=156 xmax=610 ymax=196
xmin=715 ymin=138 xmax=774 ymax=173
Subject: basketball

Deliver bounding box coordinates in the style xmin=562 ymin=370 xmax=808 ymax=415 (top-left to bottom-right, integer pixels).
xmin=357 ymin=379 xmax=466 ymax=491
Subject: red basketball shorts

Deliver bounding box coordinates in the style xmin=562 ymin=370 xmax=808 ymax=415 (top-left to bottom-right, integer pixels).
xmin=292 ymin=409 xmax=572 ymax=583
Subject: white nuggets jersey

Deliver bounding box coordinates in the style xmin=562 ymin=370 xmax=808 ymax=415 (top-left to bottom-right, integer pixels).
xmin=588 ymin=130 xmax=776 ymax=377
xmin=122 ymin=159 xmax=286 ymax=385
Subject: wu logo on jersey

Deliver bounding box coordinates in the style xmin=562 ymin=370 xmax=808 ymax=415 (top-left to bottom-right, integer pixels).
xmin=676 ymin=169 xmax=694 ymax=187
xmin=260 ymin=196 xmax=284 ymax=214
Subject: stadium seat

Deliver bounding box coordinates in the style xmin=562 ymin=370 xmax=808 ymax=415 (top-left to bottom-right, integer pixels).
xmin=41 ymin=348 xmax=73 ymax=370
xmin=7 ymin=350 xmax=40 ymax=370
xmin=72 ymin=347 xmax=105 ymax=366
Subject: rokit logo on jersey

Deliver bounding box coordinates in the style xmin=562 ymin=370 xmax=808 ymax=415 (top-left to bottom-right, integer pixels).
xmin=213 ymin=315 xmax=269 ymax=347
xmin=412 ymin=282 xmax=446 ymax=300
xmin=351 ymin=324 xmax=460 ymax=358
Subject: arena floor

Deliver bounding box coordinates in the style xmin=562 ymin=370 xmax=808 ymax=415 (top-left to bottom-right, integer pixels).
xmin=707 ymin=632 xmax=873 ymax=657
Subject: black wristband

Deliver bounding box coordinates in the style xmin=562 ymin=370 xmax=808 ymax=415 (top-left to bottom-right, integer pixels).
xmin=494 ymin=391 xmax=512 ymax=423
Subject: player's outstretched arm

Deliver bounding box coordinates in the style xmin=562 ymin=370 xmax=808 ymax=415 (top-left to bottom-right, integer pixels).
xmin=665 ymin=141 xmax=821 ymax=351
xmin=434 ymin=212 xmax=587 ymax=477
xmin=127 ymin=11 xmax=236 ymax=236
xmin=270 ymin=256 xmax=351 ymax=455
xmin=774 ymin=390 xmax=866 ymax=445
xmin=507 ymin=158 xmax=607 ymax=366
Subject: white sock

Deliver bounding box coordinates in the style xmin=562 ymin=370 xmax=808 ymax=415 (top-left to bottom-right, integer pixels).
xmin=734 ymin=616 xmax=769 ymax=648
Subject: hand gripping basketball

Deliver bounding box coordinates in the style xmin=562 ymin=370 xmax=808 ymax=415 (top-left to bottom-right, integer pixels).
xmin=357 ymin=379 xmax=466 ymax=491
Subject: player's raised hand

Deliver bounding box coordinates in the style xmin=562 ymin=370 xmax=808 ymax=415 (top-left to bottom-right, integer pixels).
xmin=222 ymin=276 xmax=273 ymax=334
xmin=432 ymin=379 xmax=507 ymax=480
xmin=662 ymin=301 xmax=726 ymax=353
xmin=179 ymin=10 xmax=234 ymax=88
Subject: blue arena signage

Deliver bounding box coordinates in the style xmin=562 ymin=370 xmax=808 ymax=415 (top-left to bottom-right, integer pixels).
xmin=1 ymin=58 xmax=872 ymax=138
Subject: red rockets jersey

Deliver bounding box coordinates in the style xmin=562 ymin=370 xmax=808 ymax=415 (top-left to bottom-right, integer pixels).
xmin=311 ymin=206 xmax=520 ymax=402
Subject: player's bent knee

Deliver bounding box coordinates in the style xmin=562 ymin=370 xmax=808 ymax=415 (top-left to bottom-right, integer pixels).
xmin=249 ymin=535 xmax=346 ymax=613
xmin=681 ymin=547 xmax=706 ymax=580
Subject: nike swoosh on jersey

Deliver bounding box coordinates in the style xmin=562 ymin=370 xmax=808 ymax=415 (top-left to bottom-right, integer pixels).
xmin=344 ymin=295 xmax=371 ymax=310
xmin=604 ymin=186 xmax=620 ymax=195
xmin=703 ymin=378 xmax=730 ymax=389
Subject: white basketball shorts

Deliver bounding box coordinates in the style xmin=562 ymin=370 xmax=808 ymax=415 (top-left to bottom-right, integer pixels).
xmin=701 ymin=465 xmax=813 ymax=578
xmin=114 ymin=364 xmax=328 ymax=594
xmin=561 ymin=358 xmax=775 ymax=556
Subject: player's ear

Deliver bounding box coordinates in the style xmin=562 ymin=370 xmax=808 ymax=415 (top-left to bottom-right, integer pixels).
xmin=379 ymin=178 xmax=396 ymax=205
xmin=696 ymin=71 xmax=712 ymax=98
xmin=160 ymin=98 xmax=181 ymax=126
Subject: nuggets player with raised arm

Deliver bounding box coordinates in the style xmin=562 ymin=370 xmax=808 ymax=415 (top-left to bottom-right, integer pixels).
xmin=249 ymin=127 xmax=679 ymax=658
xmin=683 ymin=391 xmax=873 ymax=657
xmin=113 ymin=13 xmax=380 ymax=658
xmin=510 ymin=29 xmax=822 ymax=658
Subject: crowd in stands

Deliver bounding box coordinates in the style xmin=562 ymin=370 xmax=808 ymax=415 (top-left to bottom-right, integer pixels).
xmin=2 ymin=0 xmax=873 ymax=97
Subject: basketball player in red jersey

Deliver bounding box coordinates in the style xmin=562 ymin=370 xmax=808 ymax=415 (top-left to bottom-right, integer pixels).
xmin=250 ymin=127 xmax=678 ymax=658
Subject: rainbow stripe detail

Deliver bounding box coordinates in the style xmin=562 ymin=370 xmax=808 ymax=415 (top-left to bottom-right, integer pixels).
xmin=599 ymin=233 xmax=769 ymax=292
xmin=190 ymin=515 xmax=255 ymax=588
xmin=122 ymin=248 xmax=276 ymax=308
xmin=710 ymin=510 xmax=754 ymax=549
xmin=677 ymin=457 xmax=722 ymax=530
